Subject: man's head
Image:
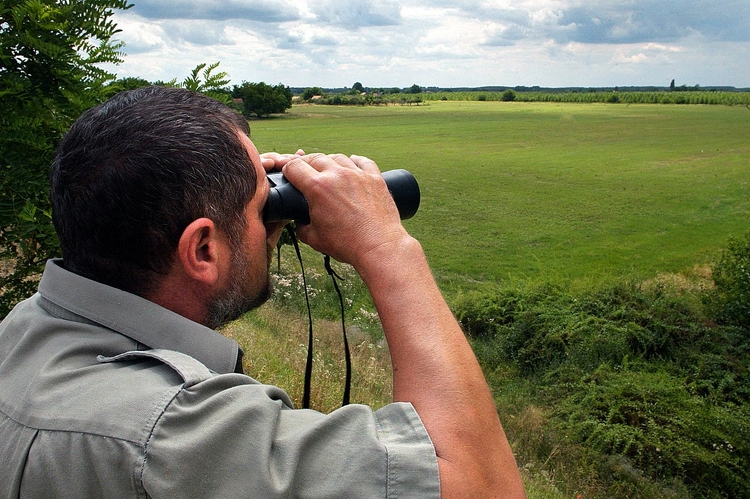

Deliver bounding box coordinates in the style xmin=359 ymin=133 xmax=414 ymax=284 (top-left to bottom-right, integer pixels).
xmin=51 ymin=86 xmax=272 ymax=327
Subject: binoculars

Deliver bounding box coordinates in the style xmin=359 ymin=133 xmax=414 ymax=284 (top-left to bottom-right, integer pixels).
xmin=263 ymin=169 xmax=420 ymax=224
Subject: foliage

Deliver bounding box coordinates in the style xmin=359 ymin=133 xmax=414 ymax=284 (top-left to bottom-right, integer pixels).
xmin=306 ymin=92 xmax=422 ymax=106
xmin=302 ymin=86 xmax=324 ymax=100
xmin=0 ymin=0 xmax=130 ymax=316
xmin=707 ymin=230 xmax=750 ymax=328
xmin=501 ymin=89 xmax=517 ymax=102
xmin=178 ymin=61 xmax=232 ymax=105
xmin=102 ymin=75 xmax=152 ymax=98
xmin=455 ymin=276 xmax=750 ymax=497
xmin=304 ymin=89 xmax=749 ymax=107
xmin=233 ymin=81 xmax=292 ymax=118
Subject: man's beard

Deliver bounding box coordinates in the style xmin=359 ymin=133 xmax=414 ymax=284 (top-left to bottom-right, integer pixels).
xmin=204 ymin=243 xmax=272 ymax=330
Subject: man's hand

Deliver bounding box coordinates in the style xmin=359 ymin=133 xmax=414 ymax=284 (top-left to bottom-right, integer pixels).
xmin=281 ymin=153 xmax=409 ymax=269
xmin=259 ymin=149 xmax=305 ymax=172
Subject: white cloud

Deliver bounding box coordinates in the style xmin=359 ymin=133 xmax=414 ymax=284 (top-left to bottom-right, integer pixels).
xmin=131 ymin=0 xmax=300 ymax=22
xmin=311 ymin=0 xmax=403 ymax=27
xmin=104 ymin=0 xmax=750 ymax=88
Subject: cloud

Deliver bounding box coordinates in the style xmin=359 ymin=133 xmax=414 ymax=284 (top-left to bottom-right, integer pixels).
xmin=114 ymin=18 xmax=167 ymax=54
xmin=310 ymin=0 xmax=402 ymax=27
xmin=130 ymin=0 xmax=300 ymax=22
xmin=163 ymin=20 xmax=235 ymax=46
xmin=106 ymin=0 xmax=750 ymax=88
xmin=551 ymin=0 xmax=750 ymax=44
xmin=482 ymin=23 xmax=532 ymax=46
xmin=433 ymin=0 xmax=750 ymax=45
xmin=274 ymin=30 xmax=339 ymax=50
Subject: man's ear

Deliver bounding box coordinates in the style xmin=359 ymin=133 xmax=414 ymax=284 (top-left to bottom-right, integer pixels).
xmin=177 ymin=218 xmax=222 ymax=286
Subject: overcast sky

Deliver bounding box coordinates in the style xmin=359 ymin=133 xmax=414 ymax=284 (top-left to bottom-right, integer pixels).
xmin=105 ymin=0 xmax=750 ymax=89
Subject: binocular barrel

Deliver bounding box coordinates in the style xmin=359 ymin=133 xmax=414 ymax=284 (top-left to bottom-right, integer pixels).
xmin=263 ymin=169 xmax=420 ymax=224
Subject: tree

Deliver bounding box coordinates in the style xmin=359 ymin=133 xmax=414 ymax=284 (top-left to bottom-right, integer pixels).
xmin=302 ymin=87 xmax=323 ymax=100
xmin=233 ymin=82 xmax=292 ymax=118
xmin=103 ymin=76 xmax=152 ymax=98
xmin=409 ymin=84 xmax=422 ymax=94
xmin=501 ymin=89 xmax=516 ymax=102
xmin=352 ymin=81 xmax=364 ymax=93
xmin=0 ymin=0 xmax=130 ymax=316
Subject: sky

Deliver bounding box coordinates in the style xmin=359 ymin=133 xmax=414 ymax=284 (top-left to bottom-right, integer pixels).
xmin=104 ymin=0 xmax=750 ymax=89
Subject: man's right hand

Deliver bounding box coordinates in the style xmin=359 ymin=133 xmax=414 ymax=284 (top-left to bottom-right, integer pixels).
xmin=281 ymin=153 xmax=410 ymax=270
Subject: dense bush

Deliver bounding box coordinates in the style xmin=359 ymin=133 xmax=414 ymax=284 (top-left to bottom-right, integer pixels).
xmin=0 ymin=0 xmax=130 ymax=316
xmin=454 ymin=264 xmax=750 ymax=497
xmin=708 ymin=231 xmax=750 ymax=328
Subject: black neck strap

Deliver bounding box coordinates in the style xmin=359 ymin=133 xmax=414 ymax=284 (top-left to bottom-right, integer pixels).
xmin=286 ymin=224 xmax=351 ymax=409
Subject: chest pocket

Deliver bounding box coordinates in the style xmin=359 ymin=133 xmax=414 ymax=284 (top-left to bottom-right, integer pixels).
xmin=97 ymin=349 xmax=213 ymax=388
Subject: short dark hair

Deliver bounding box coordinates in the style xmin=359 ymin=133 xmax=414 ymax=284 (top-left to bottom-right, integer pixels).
xmin=51 ymin=86 xmax=256 ymax=296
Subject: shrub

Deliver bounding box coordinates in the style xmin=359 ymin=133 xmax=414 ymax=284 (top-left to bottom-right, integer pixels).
xmin=709 ymin=231 xmax=750 ymax=328
xmin=457 ymin=274 xmax=750 ymax=497
xmin=453 ymin=288 xmax=525 ymax=338
xmin=501 ymin=89 xmax=517 ymax=102
xmin=558 ymin=366 xmax=750 ymax=496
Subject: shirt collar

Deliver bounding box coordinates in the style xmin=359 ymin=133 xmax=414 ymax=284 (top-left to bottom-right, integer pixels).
xmin=38 ymin=259 xmax=241 ymax=375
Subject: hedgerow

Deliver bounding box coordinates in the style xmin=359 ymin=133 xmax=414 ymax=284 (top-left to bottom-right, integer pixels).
xmin=453 ymin=234 xmax=750 ymax=497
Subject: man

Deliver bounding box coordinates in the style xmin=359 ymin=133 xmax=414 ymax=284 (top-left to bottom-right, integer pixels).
xmin=0 ymin=86 xmax=525 ymax=498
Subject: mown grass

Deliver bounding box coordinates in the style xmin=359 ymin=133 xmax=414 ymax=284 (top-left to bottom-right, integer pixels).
xmin=228 ymin=102 xmax=750 ymax=498
xmin=252 ymin=101 xmax=750 ymax=290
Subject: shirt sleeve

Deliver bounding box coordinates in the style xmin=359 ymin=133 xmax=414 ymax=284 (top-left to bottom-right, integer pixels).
xmin=141 ymin=373 xmax=440 ymax=498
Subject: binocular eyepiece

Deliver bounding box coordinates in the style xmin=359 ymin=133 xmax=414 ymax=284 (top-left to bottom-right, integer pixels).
xmin=263 ymin=169 xmax=420 ymax=224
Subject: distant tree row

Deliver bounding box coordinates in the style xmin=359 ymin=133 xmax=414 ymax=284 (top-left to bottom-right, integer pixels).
xmin=419 ymin=90 xmax=750 ymax=106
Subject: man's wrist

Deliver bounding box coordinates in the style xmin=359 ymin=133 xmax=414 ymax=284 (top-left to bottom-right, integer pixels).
xmin=354 ymin=235 xmax=429 ymax=289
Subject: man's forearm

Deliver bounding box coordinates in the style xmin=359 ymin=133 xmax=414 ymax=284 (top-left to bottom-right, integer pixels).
xmin=355 ymin=236 xmax=526 ymax=498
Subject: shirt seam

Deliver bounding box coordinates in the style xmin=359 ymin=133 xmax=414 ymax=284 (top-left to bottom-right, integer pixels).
xmin=138 ymin=385 xmax=186 ymax=494
xmin=0 ymin=406 xmax=146 ymax=447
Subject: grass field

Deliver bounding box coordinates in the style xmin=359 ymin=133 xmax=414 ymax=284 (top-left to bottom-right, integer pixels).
xmin=240 ymin=102 xmax=750 ymax=497
xmin=251 ymin=101 xmax=750 ymax=290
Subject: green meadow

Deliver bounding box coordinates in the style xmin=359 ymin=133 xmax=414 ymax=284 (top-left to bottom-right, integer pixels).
xmin=252 ymin=101 xmax=750 ymax=289
xmin=239 ymin=101 xmax=750 ymax=498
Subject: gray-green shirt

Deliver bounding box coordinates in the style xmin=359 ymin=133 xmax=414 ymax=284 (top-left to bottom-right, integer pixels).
xmin=0 ymin=260 xmax=439 ymax=498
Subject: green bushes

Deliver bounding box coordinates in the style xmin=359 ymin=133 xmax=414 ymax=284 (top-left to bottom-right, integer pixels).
xmin=453 ymin=243 xmax=750 ymax=497
xmin=0 ymin=0 xmax=130 ymax=316
xmin=708 ymin=231 xmax=750 ymax=328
